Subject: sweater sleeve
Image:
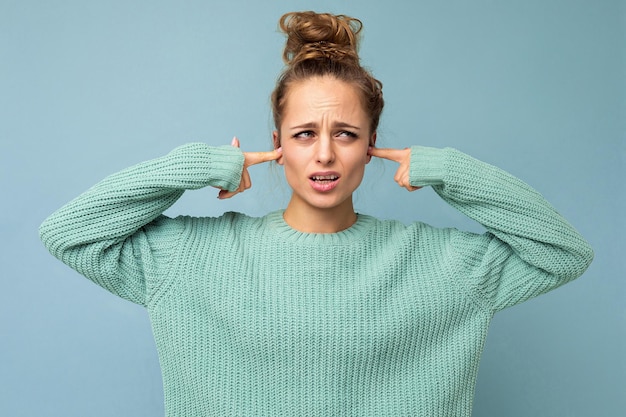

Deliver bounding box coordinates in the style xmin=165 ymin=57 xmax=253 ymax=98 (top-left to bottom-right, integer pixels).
xmin=39 ymin=142 xmax=245 ymax=306
xmin=409 ymin=146 xmax=594 ymax=312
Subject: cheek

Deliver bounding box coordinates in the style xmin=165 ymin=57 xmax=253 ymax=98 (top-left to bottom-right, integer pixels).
xmin=282 ymin=145 xmax=312 ymax=166
xmin=281 ymin=150 xmax=296 ymax=169
xmin=352 ymin=146 xmax=371 ymax=167
xmin=280 ymin=150 xmax=305 ymax=181
xmin=345 ymin=153 xmax=368 ymax=179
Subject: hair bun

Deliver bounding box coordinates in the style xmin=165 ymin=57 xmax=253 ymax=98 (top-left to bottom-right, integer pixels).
xmin=279 ymin=11 xmax=362 ymax=65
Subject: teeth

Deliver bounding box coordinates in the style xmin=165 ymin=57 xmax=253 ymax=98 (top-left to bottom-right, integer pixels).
xmin=311 ymin=175 xmax=338 ymax=181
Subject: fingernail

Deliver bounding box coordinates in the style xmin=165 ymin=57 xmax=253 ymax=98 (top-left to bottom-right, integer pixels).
xmin=276 ymin=147 xmax=282 ymax=153
xmin=231 ymin=137 xmax=237 ymax=146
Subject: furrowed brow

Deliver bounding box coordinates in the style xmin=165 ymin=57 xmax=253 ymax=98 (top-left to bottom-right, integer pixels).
xmin=334 ymin=122 xmax=361 ymax=130
xmin=290 ymin=122 xmax=361 ymax=130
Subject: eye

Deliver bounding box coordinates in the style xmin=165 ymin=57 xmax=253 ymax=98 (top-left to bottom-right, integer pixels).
xmin=336 ymin=130 xmax=358 ymax=140
xmin=293 ymin=130 xmax=315 ymax=140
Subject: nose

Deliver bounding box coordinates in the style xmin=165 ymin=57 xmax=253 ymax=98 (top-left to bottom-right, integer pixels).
xmin=316 ymin=136 xmax=335 ymax=165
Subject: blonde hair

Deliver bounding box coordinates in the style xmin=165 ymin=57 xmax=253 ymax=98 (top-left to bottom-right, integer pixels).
xmin=271 ymin=11 xmax=384 ymax=144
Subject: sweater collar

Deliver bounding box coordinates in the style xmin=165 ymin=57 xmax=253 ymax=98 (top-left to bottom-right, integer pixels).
xmin=264 ymin=210 xmax=376 ymax=245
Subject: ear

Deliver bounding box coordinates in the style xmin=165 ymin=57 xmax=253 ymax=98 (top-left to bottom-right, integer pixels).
xmin=366 ymin=132 xmax=377 ymax=164
xmin=272 ymin=130 xmax=284 ymax=165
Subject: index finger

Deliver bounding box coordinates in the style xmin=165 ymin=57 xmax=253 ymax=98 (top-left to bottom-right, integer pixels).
xmin=368 ymin=147 xmax=407 ymax=163
xmin=244 ymin=148 xmax=283 ymax=167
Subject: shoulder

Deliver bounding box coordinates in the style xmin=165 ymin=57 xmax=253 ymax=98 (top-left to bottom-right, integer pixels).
xmin=365 ymin=215 xmax=497 ymax=266
xmin=144 ymin=211 xmax=262 ymax=237
xmin=362 ymin=214 xmax=451 ymax=238
xmin=358 ymin=216 xmax=464 ymax=251
xmin=179 ymin=211 xmax=262 ymax=231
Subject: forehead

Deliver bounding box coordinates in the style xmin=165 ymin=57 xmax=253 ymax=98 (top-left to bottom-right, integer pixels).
xmin=282 ymin=77 xmax=367 ymax=124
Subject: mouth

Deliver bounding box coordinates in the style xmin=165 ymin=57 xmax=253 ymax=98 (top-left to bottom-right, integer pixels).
xmin=310 ymin=174 xmax=339 ymax=183
xmin=309 ymin=172 xmax=340 ymax=192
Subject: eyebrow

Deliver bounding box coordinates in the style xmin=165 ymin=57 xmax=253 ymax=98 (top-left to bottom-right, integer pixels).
xmin=290 ymin=122 xmax=361 ymax=130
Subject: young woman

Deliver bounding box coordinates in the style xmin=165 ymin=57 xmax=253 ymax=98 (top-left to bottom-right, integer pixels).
xmin=40 ymin=11 xmax=593 ymax=417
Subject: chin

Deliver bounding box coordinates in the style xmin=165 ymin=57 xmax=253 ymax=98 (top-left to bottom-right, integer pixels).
xmin=307 ymin=194 xmax=353 ymax=211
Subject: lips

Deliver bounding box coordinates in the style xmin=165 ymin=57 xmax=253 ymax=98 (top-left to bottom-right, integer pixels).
xmin=309 ymin=172 xmax=340 ymax=192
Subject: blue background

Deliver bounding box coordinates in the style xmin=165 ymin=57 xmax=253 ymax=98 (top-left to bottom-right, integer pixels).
xmin=1 ymin=0 xmax=624 ymax=416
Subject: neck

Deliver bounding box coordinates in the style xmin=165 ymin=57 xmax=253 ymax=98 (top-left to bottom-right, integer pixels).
xmin=283 ymin=198 xmax=358 ymax=234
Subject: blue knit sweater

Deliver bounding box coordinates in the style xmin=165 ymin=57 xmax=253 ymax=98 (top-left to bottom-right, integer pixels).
xmin=39 ymin=143 xmax=593 ymax=416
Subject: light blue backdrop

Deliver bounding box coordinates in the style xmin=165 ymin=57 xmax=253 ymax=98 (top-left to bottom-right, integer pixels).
xmin=1 ymin=0 xmax=624 ymax=416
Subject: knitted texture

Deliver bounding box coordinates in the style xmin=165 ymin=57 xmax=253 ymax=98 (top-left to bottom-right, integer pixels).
xmin=39 ymin=143 xmax=593 ymax=416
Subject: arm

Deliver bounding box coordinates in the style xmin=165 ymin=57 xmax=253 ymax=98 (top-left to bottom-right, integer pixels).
xmin=39 ymin=143 xmax=245 ymax=305
xmin=371 ymin=146 xmax=594 ymax=311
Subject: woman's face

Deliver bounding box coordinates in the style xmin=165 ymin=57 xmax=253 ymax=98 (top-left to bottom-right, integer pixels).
xmin=274 ymin=76 xmax=375 ymax=214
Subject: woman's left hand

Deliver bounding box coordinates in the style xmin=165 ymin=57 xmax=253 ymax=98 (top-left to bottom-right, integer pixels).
xmin=368 ymin=146 xmax=421 ymax=192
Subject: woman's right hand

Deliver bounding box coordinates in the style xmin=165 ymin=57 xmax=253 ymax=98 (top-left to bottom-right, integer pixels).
xmin=217 ymin=137 xmax=283 ymax=199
